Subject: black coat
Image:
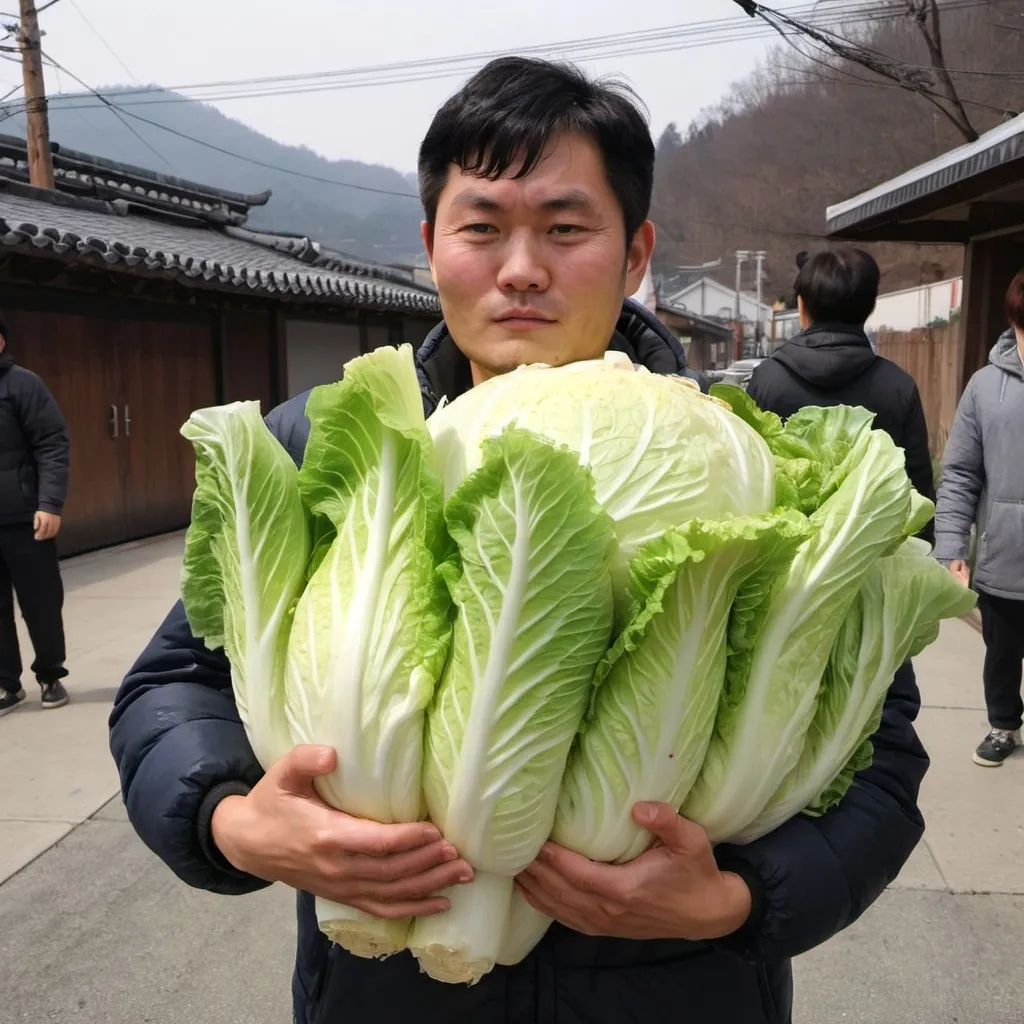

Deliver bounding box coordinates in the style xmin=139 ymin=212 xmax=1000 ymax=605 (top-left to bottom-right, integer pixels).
xmin=0 ymin=353 xmax=69 ymax=526
xmin=109 ymin=302 xmax=928 ymax=1024
xmin=746 ymin=324 xmax=935 ymax=543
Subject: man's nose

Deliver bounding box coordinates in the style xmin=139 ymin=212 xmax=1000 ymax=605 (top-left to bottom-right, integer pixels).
xmin=496 ymin=234 xmax=550 ymax=293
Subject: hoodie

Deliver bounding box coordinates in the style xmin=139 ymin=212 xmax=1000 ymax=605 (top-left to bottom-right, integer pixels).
xmin=934 ymin=328 xmax=1024 ymax=599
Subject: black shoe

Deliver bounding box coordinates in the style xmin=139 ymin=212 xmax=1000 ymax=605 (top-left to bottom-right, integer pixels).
xmin=40 ymin=680 xmax=69 ymax=710
xmin=973 ymin=728 xmax=1019 ymax=767
xmin=0 ymin=687 xmax=27 ymax=717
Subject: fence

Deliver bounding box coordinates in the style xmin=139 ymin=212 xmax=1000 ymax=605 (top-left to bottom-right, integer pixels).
xmin=874 ymin=325 xmax=961 ymax=456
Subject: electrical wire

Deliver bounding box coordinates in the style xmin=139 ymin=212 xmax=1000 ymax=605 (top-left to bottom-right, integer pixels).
xmin=68 ymin=0 xmax=136 ymax=83
xmin=41 ymin=50 xmax=180 ymax=173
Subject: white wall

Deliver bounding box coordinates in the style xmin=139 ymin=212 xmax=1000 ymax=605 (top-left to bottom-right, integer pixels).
xmin=866 ymin=277 xmax=962 ymax=331
xmin=285 ymin=319 xmax=361 ymax=398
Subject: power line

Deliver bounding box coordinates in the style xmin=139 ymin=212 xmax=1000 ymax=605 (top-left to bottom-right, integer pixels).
xmin=35 ymin=0 xmax=942 ymax=110
xmin=40 ymin=51 xmax=179 ymax=173
xmin=68 ymin=0 xmax=136 ymax=83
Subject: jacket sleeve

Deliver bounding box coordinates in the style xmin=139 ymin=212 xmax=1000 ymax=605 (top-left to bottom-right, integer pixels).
xmin=108 ymin=601 xmax=270 ymax=895
xmin=15 ymin=370 xmax=69 ymax=513
xmin=933 ymin=380 xmax=983 ymax=563
xmin=715 ymin=659 xmax=928 ymax=960
xmin=901 ymin=385 xmax=936 ymax=545
xmin=744 ymin=364 xmax=773 ymax=410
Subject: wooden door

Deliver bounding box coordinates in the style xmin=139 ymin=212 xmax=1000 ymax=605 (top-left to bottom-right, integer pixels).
xmin=117 ymin=319 xmax=216 ymax=540
xmin=7 ymin=311 xmax=130 ymax=554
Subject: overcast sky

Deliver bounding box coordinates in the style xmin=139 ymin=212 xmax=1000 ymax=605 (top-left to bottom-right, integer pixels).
xmin=10 ymin=0 xmax=781 ymax=173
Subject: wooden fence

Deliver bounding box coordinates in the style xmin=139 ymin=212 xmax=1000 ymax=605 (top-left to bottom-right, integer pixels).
xmin=874 ymin=325 xmax=961 ymax=456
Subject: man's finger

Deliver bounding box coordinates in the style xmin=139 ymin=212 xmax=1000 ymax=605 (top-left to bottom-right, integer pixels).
xmin=632 ymin=802 xmax=707 ymax=856
xmin=345 ymin=840 xmax=459 ymax=882
xmin=365 ymin=859 xmax=474 ymax=902
xmin=274 ymin=744 xmax=337 ymax=794
xmin=337 ymin=816 xmax=443 ymax=857
xmin=535 ymin=843 xmax=624 ymax=898
xmin=523 ymin=856 xmax=606 ymax=913
xmin=349 ymin=896 xmax=451 ymax=920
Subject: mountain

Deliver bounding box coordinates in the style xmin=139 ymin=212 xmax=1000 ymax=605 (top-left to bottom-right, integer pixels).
xmin=0 ymin=87 xmax=426 ymax=264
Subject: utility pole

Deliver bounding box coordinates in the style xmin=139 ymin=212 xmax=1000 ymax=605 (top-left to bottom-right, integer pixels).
xmin=734 ymin=250 xmax=750 ymax=320
xmin=734 ymin=250 xmax=750 ymax=365
xmin=753 ymin=250 xmax=767 ymax=356
xmin=18 ymin=0 xmax=53 ymax=189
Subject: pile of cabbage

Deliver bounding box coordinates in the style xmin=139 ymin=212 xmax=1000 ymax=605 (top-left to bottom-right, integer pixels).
xmin=179 ymin=344 xmax=973 ymax=986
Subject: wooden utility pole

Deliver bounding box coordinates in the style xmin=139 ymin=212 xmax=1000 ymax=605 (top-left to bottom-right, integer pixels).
xmin=18 ymin=0 xmax=53 ymax=189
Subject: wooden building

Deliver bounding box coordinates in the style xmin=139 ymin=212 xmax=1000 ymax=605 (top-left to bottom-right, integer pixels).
xmin=0 ymin=136 xmax=440 ymax=556
xmin=826 ymin=112 xmax=1024 ymax=396
xmin=655 ymin=299 xmax=734 ymax=371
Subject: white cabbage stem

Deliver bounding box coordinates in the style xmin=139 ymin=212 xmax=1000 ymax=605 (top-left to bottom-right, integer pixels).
xmin=495 ymin=889 xmax=552 ymax=966
xmin=408 ymin=871 xmax=515 ymax=984
xmin=316 ymin=898 xmax=410 ymax=959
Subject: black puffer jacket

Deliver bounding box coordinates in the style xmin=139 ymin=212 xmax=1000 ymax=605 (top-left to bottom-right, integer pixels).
xmin=110 ymin=302 xmax=928 ymax=1024
xmin=746 ymin=324 xmax=935 ymax=543
xmin=0 ymin=353 xmax=69 ymax=526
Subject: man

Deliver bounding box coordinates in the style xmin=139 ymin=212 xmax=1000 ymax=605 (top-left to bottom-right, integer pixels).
xmin=0 ymin=313 xmax=70 ymax=716
xmin=747 ymin=248 xmax=936 ymax=542
xmin=110 ymin=58 xmax=928 ymax=1024
xmin=934 ymin=268 xmax=1024 ymax=767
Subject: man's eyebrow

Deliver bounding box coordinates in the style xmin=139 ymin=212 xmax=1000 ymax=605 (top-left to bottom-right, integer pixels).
xmin=447 ymin=188 xmax=596 ymax=212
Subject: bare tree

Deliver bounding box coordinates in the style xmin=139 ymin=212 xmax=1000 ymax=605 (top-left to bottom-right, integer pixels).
xmin=731 ymin=0 xmax=980 ymax=141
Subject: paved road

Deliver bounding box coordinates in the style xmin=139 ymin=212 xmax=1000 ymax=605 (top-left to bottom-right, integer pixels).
xmin=2 ymin=535 xmax=1023 ymax=1022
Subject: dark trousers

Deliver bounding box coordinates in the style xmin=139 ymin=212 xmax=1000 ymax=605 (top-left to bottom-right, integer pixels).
xmin=977 ymin=589 xmax=1024 ymax=732
xmin=0 ymin=523 xmax=67 ymax=694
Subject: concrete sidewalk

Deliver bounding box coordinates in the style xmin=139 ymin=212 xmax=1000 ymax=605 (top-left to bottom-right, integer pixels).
xmin=0 ymin=533 xmax=184 ymax=883
xmin=1 ymin=534 xmax=1023 ymax=1022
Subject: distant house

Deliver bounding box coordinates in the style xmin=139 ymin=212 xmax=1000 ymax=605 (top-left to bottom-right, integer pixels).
xmin=664 ymin=274 xmax=772 ymax=325
xmin=0 ymin=135 xmax=440 ymax=556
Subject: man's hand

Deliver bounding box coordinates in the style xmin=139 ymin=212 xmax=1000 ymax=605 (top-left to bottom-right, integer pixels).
xmin=947 ymin=558 xmax=970 ymax=586
xmin=34 ymin=511 xmax=61 ymax=541
xmin=212 ymin=745 xmax=474 ymax=920
xmin=516 ymin=802 xmax=751 ymax=942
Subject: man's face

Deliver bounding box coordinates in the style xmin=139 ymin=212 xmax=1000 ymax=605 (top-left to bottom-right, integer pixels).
xmin=423 ymin=132 xmax=654 ymax=384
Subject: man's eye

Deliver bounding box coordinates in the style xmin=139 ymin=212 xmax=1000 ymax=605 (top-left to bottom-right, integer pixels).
xmin=464 ymin=223 xmax=497 ymax=234
xmin=551 ymin=224 xmax=584 ymax=235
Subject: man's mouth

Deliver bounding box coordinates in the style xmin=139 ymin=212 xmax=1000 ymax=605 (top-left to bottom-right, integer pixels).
xmin=494 ymin=310 xmax=557 ymax=330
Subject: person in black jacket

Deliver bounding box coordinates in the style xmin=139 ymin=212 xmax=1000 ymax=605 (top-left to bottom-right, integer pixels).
xmin=110 ymin=58 xmax=929 ymax=1024
xmin=747 ymin=248 xmax=936 ymax=544
xmin=0 ymin=312 xmax=71 ymax=716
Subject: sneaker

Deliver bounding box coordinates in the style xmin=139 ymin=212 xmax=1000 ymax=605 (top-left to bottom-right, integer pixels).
xmin=40 ymin=680 xmax=69 ymax=710
xmin=0 ymin=687 xmax=26 ymax=717
xmin=973 ymin=728 xmax=1020 ymax=767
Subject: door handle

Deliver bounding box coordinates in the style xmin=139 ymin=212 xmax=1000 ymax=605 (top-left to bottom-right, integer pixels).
xmin=109 ymin=404 xmax=119 ymax=439
xmin=123 ymin=405 xmax=132 ymax=437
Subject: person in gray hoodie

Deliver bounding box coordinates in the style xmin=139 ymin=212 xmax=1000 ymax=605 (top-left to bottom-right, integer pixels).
xmin=934 ymin=268 xmax=1024 ymax=767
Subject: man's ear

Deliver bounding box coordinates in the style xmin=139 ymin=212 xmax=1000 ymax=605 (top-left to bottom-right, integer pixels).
xmin=0 ymin=334 xmax=6 ymax=355
xmin=625 ymin=220 xmax=656 ymax=297
xmin=421 ymin=220 xmax=436 ymax=284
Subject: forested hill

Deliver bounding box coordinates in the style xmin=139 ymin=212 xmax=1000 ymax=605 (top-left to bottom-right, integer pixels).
xmin=650 ymin=0 xmax=1024 ymax=301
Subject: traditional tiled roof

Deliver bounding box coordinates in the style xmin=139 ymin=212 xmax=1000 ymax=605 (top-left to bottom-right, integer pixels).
xmin=0 ymin=135 xmax=439 ymax=314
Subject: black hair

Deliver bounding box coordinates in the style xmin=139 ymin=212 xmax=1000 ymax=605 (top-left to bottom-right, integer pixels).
xmin=794 ymin=248 xmax=881 ymax=326
xmin=418 ymin=57 xmax=654 ymax=240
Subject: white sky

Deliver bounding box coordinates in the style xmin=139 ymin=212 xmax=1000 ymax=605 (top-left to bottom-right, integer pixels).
xmin=9 ymin=0 xmax=780 ymax=173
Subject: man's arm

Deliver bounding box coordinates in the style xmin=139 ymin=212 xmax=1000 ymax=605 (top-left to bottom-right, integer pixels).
xmin=109 ymin=601 xmax=269 ymax=895
xmin=714 ymin=659 xmax=928 ymax=959
xmin=933 ymin=382 xmax=984 ymax=565
xmin=900 ymin=385 xmax=936 ymax=546
xmin=15 ymin=370 xmax=69 ymax=514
